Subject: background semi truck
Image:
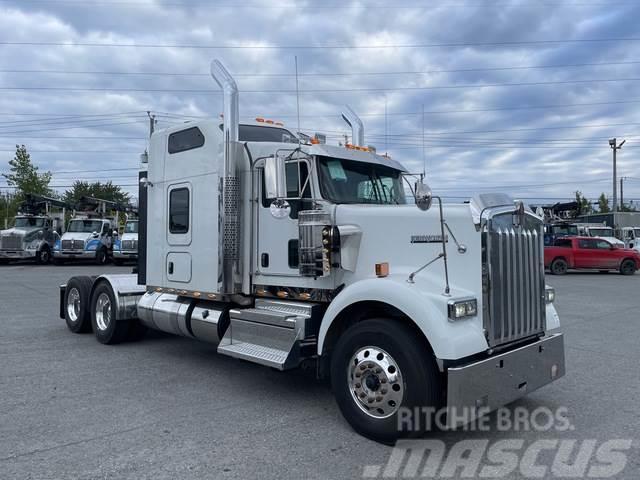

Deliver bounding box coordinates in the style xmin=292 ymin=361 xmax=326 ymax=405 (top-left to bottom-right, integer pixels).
xmin=58 ymin=59 xmax=565 ymax=442
xmin=113 ymin=214 xmax=139 ymax=265
xmin=0 ymin=194 xmax=68 ymax=264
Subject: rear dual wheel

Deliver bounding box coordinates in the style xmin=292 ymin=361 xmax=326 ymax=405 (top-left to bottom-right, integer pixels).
xmin=90 ymin=282 xmax=146 ymax=344
xmin=64 ymin=276 xmax=93 ymax=333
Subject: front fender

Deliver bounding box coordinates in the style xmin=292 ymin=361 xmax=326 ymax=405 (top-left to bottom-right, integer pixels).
xmin=317 ymin=276 xmax=489 ymax=360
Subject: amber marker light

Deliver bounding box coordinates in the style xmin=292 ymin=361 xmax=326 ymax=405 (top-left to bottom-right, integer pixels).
xmin=375 ymin=262 xmax=389 ymax=277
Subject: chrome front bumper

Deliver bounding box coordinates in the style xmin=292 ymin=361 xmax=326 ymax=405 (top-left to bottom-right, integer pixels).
xmin=446 ymin=333 xmax=565 ymax=427
xmin=113 ymin=250 xmax=137 ymax=259
xmin=0 ymin=250 xmax=34 ymax=259
xmin=53 ymin=250 xmax=95 ymax=259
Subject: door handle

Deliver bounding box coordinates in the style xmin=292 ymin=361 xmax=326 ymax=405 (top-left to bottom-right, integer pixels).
xmin=168 ymin=261 xmax=174 ymax=274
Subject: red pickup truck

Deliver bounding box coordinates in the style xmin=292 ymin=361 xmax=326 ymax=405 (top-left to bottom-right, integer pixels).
xmin=545 ymin=236 xmax=640 ymax=275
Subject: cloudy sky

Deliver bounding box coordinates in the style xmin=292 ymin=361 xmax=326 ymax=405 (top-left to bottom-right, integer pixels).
xmin=0 ymin=0 xmax=639 ymax=206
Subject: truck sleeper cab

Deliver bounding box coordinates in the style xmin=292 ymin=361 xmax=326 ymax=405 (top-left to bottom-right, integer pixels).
xmin=58 ymin=59 xmax=565 ymax=443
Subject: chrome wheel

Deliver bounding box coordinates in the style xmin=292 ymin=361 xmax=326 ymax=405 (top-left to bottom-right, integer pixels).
xmin=66 ymin=288 xmax=81 ymax=323
xmin=95 ymin=292 xmax=112 ymax=331
xmin=348 ymin=346 xmax=404 ymax=419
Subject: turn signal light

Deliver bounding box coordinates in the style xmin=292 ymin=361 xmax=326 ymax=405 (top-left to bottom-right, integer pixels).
xmin=375 ymin=262 xmax=389 ymax=277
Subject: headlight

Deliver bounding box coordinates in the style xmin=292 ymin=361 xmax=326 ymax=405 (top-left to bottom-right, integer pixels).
xmin=545 ymin=286 xmax=556 ymax=304
xmin=448 ymin=298 xmax=478 ymax=321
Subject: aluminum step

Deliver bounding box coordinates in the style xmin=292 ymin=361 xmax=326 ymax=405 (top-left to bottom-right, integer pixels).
xmin=217 ymin=299 xmax=322 ymax=370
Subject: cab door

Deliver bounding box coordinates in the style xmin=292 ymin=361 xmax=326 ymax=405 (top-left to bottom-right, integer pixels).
xmin=256 ymin=159 xmax=312 ymax=276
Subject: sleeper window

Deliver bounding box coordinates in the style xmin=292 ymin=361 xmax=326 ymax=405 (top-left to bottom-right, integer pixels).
xmin=169 ymin=188 xmax=190 ymax=234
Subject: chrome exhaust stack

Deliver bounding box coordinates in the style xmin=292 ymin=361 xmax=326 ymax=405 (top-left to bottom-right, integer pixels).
xmin=341 ymin=105 xmax=364 ymax=146
xmin=210 ymin=59 xmax=242 ymax=294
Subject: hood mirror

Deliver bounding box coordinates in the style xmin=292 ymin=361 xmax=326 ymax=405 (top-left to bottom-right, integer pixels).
xmin=264 ymin=155 xmax=287 ymax=200
xmin=415 ymin=181 xmax=433 ymax=211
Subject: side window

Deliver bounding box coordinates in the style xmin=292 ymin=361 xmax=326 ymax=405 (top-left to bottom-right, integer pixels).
xmin=578 ymin=239 xmax=591 ymax=249
xmin=169 ymin=188 xmax=190 ymax=234
xmin=168 ymin=127 xmax=205 ymax=154
xmin=596 ymin=240 xmax=611 ymax=250
xmin=101 ymin=223 xmax=110 ymax=235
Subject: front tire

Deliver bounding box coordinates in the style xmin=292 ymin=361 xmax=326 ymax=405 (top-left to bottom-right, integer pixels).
xmin=36 ymin=247 xmax=51 ymax=265
xmin=550 ymin=258 xmax=568 ymax=275
xmin=620 ymin=259 xmax=637 ymax=276
xmin=64 ymin=276 xmax=93 ymax=333
xmin=330 ymin=318 xmax=441 ymax=443
xmin=90 ymin=282 xmax=130 ymax=344
xmin=95 ymin=248 xmax=108 ymax=266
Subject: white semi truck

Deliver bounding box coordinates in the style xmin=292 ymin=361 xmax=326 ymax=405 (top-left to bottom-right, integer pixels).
xmin=58 ymin=60 xmax=565 ymax=442
xmin=0 ymin=194 xmax=68 ymax=264
xmin=113 ymin=214 xmax=139 ymax=265
xmin=53 ymin=197 xmax=126 ymax=265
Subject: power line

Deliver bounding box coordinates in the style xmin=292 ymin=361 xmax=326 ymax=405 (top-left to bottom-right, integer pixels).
xmin=7 ymin=0 xmax=639 ymax=7
xmin=2 ymin=37 xmax=639 ymax=50
xmin=3 ymin=60 xmax=639 ymax=78
xmin=3 ymin=77 xmax=640 ymax=94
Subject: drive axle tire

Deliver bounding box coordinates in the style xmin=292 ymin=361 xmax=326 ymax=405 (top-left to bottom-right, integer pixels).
xmin=550 ymin=258 xmax=568 ymax=275
xmin=620 ymin=259 xmax=637 ymax=276
xmin=91 ymin=282 xmax=131 ymax=345
xmin=64 ymin=276 xmax=93 ymax=333
xmin=330 ymin=318 xmax=442 ymax=444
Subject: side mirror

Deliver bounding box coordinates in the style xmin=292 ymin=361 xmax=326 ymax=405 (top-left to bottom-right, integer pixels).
xmin=91 ymin=231 xmax=99 ymax=238
xmin=264 ymin=155 xmax=287 ymax=200
xmin=415 ymin=182 xmax=433 ymax=211
xmin=112 ymin=230 xmax=119 ymax=237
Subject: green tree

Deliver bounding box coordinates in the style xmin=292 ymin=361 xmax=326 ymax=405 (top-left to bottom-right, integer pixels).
xmin=63 ymin=180 xmax=130 ymax=207
xmin=574 ymin=190 xmax=592 ymax=215
xmin=597 ymin=193 xmax=610 ymax=213
xmin=2 ymin=145 xmax=52 ymax=198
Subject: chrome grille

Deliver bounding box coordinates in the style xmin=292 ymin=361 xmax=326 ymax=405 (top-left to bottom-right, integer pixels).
xmin=121 ymin=240 xmax=138 ymax=251
xmin=483 ymin=213 xmax=545 ymax=347
xmin=62 ymin=239 xmax=85 ymax=250
xmin=0 ymin=234 xmax=22 ymax=250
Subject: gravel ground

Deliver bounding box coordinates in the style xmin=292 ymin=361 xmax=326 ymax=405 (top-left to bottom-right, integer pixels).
xmin=0 ymin=263 xmax=638 ymax=479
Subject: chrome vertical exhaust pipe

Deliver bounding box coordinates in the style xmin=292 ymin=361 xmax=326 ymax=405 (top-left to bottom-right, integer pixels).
xmin=341 ymin=104 xmax=364 ymax=147
xmin=210 ymin=59 xmax=241 ymax=294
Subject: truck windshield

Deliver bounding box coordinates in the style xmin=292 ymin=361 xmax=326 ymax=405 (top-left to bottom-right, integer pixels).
xmin=551 ymin=225 xmax=578 ymax=236
xmin=124 ymin=221 xmax=139 ymax=233
xmin=587 ymin=228 xmax=612 ymax=237
xmin=68 ymin=220 xmax=103 ymax=233
xmin=317 ymin=157 xmax=406 ymax=205
xmin=14 ymin=217 xmax=45 ymax=228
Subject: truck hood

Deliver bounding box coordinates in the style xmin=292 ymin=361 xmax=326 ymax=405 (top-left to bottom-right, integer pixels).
xmin=61 ymin=232 xmax=93 ymax=242
xmin=0 ymin=227 xmax=35 ymax=237
xmin=334 ymin=203 xmax=482 ymax=298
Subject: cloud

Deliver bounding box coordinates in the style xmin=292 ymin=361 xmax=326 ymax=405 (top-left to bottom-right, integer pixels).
xmin=0 ymin=0 xmax=639 ymax=204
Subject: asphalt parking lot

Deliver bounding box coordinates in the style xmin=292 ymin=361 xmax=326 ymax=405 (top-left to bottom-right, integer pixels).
xmin=1 ymin=264 xmax=638 ymax=479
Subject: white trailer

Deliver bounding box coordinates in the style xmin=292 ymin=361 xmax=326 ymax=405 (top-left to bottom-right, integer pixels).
xmin=58 ymin=60 xmax=565 ymax=442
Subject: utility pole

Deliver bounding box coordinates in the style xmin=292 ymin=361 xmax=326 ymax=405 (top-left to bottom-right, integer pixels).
xmin=620 ymin=177 xmax=625 ymax=210
xmin=608 ymin=138 xmax=626 ymax=212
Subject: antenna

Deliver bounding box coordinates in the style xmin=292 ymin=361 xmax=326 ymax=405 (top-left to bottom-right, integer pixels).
xmin=421 ymin=103 xmax=426 ymax=179
xmin=384 ymin=96 xmax=388 ymax=156
xmin=295 ymin=56 xmax=301 ymax=147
